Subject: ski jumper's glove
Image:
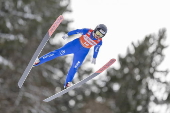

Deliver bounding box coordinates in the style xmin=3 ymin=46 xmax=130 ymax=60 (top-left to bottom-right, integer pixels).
xmin=62 ymin=34 xmax=68 ymax=40
xmin=91 ymin=58 xmax=96 ymax=64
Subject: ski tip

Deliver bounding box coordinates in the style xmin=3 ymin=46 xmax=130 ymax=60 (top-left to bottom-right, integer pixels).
xmin=59 ymin=15 xmax=64 ymax=19
xmin=95 ymin=58 xmax=116 ymax=74
xmin=48 ymin=15 xmax=64 ymax=37
xmin=111 ymin=58 xmax=116 ymax=61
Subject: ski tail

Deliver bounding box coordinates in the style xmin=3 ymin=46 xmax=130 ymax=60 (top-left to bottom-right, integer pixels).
xmin=18 ymin=15 xmax=64 ymax=88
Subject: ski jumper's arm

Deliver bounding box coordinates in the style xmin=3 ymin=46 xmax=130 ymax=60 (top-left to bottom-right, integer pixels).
xmin=67 ymin=28 xmax=89 ymax=36
xmin=93 ymin=41 xmax=102 ymax=59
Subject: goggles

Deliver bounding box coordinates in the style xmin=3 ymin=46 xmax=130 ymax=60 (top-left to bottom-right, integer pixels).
xmin=95 ymin=30 xmax=104 ymax=38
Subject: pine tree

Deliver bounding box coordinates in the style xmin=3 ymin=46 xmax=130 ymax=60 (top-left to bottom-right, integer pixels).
xmin=77 ymin=28 xmax=169 ymax=113
xmin=0 ymin=0 xmax=77 ymax=113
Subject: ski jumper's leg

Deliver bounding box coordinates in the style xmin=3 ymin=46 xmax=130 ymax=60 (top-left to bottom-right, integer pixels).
xmin=64 ymin=49 xmax=89 ymax=86
xmin=34 ymin=41 xmax=74 ymax=66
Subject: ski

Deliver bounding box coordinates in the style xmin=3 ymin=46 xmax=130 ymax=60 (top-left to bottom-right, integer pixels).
xmin=18 ymin=15 xmax=64 ymax=88
xmin=43 ymin=58 xmax=116 ymax=102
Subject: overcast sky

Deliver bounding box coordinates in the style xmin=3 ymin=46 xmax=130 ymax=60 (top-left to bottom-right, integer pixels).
xmin=64 ymin=0 xmax=170 ymax=74
xmin=62 ymin=1 xmax=170 ymax=112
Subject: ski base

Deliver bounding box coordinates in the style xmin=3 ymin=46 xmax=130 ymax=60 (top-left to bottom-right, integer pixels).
xmin=18 ymin=15 xmax=64 ymax=88
xmin=43 ymin=58 xmax=116 ymax=102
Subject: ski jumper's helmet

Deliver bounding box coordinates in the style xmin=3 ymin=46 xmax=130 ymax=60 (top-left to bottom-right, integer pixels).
xmin=94 ymin=24 xmax=107 ymax=38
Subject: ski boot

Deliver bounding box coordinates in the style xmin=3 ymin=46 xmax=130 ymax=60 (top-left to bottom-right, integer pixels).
xmin=33 ymin=58 xmax=40 ymax=67
xmin=64 ymin=82 xmax=73 ymax=89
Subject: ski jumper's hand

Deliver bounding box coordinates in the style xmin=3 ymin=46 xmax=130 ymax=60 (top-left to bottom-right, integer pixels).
xmin=91 ymin=58 xmax=96 ymax=64
xmin=62 ymin=34 xmax=68 ymax=40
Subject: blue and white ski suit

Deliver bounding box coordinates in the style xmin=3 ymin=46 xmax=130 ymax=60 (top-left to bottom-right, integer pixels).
xmin=35 ymin=28 xmax=103 ymax=86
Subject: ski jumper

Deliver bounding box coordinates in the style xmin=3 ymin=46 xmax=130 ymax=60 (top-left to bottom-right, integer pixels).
xmin=34 ymin=28 xmax=102 ymax=86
